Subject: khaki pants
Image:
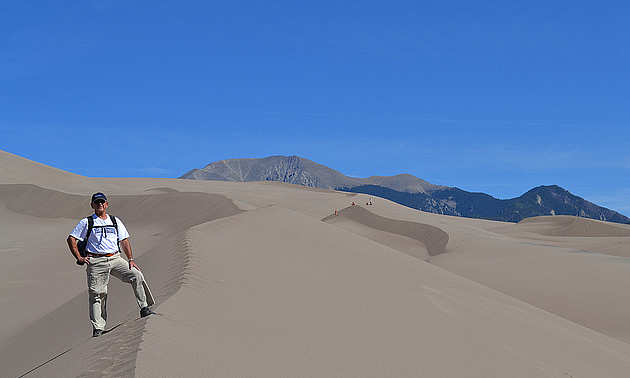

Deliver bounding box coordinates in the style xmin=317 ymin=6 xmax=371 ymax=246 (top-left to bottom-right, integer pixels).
xmin=86 ymin=254 xmax=148 ymax=331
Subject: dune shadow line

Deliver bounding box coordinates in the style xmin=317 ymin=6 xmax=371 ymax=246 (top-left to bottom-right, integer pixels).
xmin=323 ymin=206 xmax=449 ymax=256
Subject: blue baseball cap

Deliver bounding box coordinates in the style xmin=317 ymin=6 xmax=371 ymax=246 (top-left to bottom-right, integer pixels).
xmin=91 ymin=192 xmax=108 ymax=203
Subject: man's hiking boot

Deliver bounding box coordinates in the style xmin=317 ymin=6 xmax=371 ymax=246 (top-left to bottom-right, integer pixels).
xmin=93 ymin=329 xmax=103 ymax=337
xmin=140 ymin=306 xmax=155 ymax=318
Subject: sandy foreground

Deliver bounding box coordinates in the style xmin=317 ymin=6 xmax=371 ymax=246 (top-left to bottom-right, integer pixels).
xmin=2 ymin=149 xmax=630 ymax=377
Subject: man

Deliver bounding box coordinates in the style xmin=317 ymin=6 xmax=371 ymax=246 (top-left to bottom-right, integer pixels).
xmin=67 ymin=192 xmax=154 ymax=337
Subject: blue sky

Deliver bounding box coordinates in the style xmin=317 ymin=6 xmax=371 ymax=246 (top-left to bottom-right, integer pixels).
xmin=2 ymin=1 xmax=629 ymax=216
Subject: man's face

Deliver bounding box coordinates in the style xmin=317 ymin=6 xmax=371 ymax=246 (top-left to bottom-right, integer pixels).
xmin=91 ymin=199 xmax=108 ymax=213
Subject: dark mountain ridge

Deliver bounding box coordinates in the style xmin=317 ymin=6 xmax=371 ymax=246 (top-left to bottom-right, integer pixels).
xmin=180 ymin=156 xmax=630 ymax=224
xmin=342 ymin=184 xmax=629 ymax=224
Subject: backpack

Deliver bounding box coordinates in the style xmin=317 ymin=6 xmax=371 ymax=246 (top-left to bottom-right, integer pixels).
xmin=76 ymin=215 xmax=119 ymax=265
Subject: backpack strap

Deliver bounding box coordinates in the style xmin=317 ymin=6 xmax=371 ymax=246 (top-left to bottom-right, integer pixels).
xmin=110 ymin=215 xmax=118 ymax=233
xmin=110 ymin=215 xmax=121 ymax=252
xmin=86 ymin=215 xmax=94 ymax=238
xmin=77 ymin=216 xmax=94 ymax=259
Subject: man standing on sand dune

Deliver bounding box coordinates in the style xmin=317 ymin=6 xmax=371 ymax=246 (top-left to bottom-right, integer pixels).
xmin=66 ymin=192 xmax=154 ymax=337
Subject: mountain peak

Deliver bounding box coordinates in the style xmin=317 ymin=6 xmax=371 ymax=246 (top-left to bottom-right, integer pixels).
xmin=181 ymin=155 xmax=353 ymax=189
xmin=180 ymin=155 xmax=443 ymax=193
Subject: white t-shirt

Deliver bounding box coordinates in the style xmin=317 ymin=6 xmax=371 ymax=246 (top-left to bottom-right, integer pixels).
xmin=70 ymin=214 xmax=130 ymax=255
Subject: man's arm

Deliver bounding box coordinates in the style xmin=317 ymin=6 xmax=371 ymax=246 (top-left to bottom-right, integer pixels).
xmin=67 ymin=235 xmax=89 ymax=265
xmin=120 ymin=238 xmax=139 ymax=270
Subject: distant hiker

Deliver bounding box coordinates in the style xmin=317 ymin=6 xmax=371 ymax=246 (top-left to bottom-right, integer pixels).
xmin=335 ymin=209 xmax=338 ymax=216
xmin=66 ymin=192 xmax=155 ymax=337
xmin=352 ymin=202 xmax=355 ymax=206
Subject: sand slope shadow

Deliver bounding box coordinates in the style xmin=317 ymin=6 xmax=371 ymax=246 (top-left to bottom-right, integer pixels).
xmin=323 ymin=205 xmax=449 ymax=256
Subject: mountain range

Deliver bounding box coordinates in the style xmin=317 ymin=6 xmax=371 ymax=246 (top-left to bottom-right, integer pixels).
xmin=180 ymin=155 xmax=630 ymax=224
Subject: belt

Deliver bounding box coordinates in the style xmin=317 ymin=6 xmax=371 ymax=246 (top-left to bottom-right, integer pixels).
xmin=87 ymin=252 xmax=118 ymax=258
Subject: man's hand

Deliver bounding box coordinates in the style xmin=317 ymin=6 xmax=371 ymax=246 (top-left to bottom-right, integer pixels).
xmin=68 ymin=235 xmax=89 ymax=265
xmin=129 ymin=259 xmax=140 ymax=270
xmin=75 ymin=255 xmax=90 ymax=266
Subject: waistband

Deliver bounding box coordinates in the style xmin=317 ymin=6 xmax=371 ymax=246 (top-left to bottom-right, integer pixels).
xmin=87 ymin=252 xmax=119 ymax=258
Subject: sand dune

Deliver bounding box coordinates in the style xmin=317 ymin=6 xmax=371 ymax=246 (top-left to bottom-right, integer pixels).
xmin=136 ymin=206 xmax=630 ymax=377
xmin=513 ymin=214 xmax=630 ymax=237
xmin=3 ymin=150 xmax=630 ymax=377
